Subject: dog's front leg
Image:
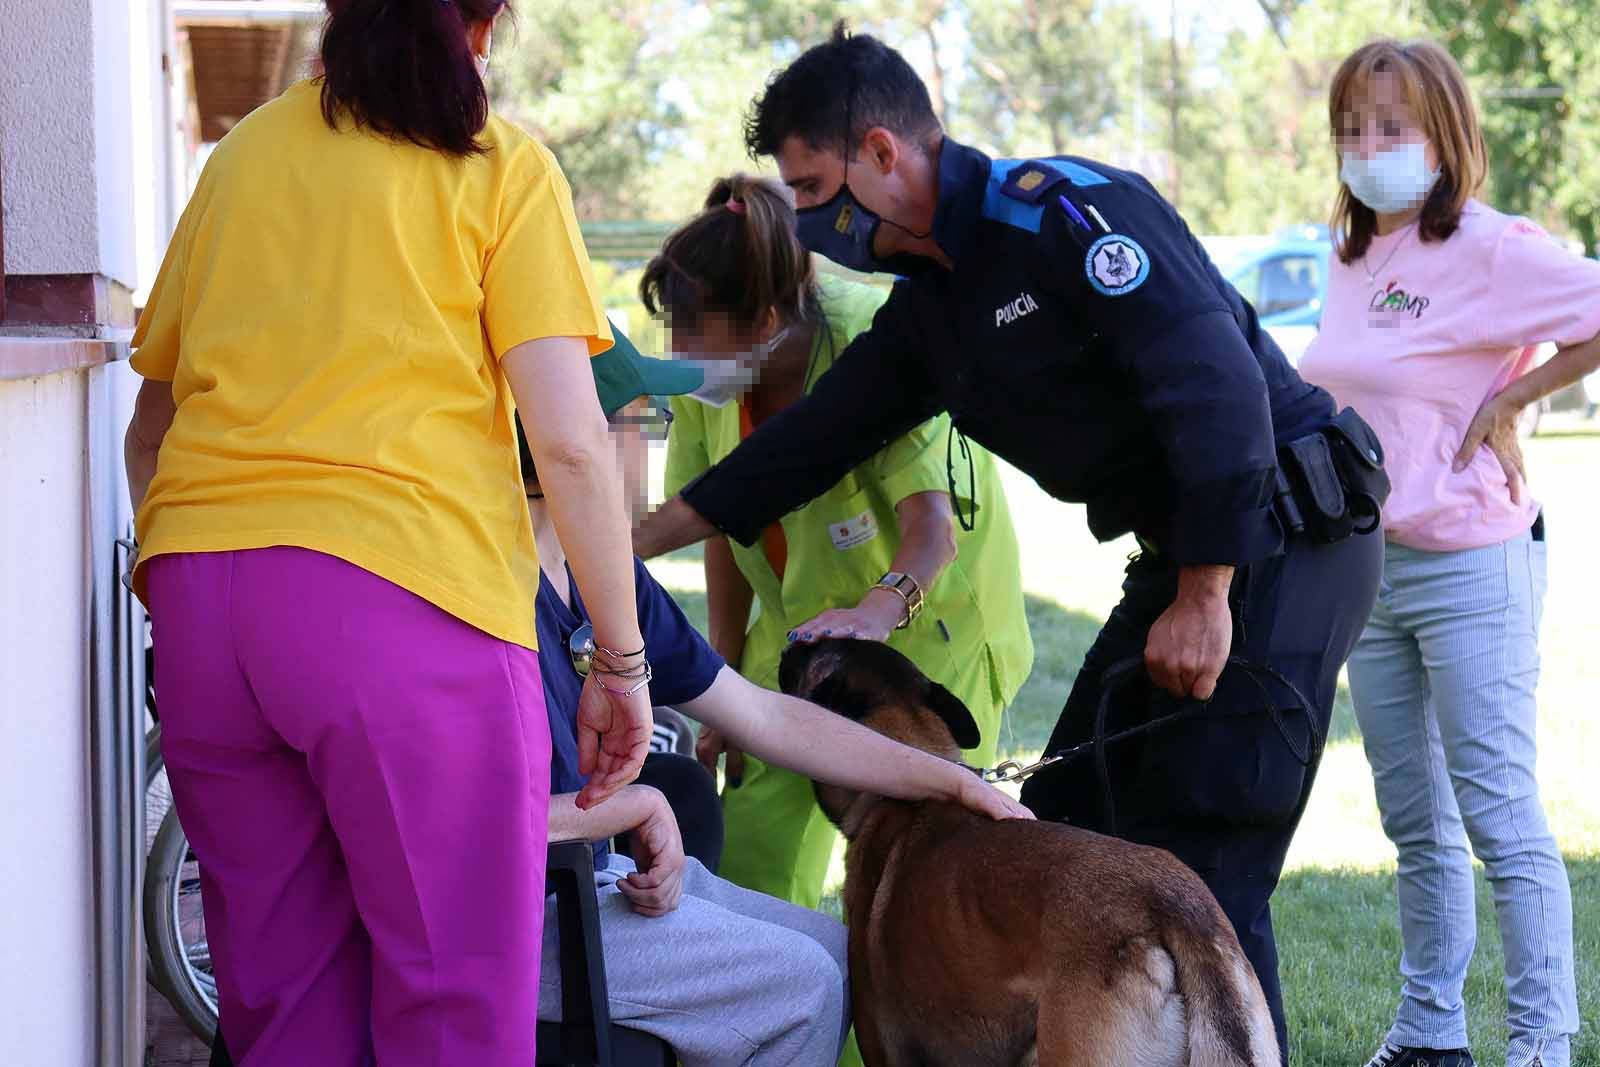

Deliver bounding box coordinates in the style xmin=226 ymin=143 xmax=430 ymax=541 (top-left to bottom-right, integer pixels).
xmin=849 ymin=1000 xmax=894 ymax=1067
xmin=846 ymin=957 xmax=903 ymax=1067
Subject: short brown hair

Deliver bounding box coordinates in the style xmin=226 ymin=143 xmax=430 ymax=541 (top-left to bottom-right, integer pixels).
xmin=640 ymin=174 xmax=820 ymax=334
xmin=1328 ymin=39 xmax=1488 ymax=264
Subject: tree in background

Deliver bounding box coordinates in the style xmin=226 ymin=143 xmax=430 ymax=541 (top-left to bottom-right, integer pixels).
xmin=1424 ymin=0 xmax=1598 ymax=250
xmin=1174 ymin=0 xmax=1427 ymax=235
xmin=959 ymin=0 xmax=1148 ymax=161
xmin=490 ymin=0 xmax=685 ymax=218
xmin=1533 ymin=0 xmax=1600 ymax=251
xmin=491 ymin=0 xmax=1600 ymax=250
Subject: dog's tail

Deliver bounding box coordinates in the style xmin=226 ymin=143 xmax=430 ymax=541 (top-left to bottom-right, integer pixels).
xmin=1157 ymin=893 xmax=1279 ymax=1066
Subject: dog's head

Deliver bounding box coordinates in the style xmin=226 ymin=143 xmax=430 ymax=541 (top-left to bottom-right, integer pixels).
xmin=779 ymin=638 xmax=982 ymax=830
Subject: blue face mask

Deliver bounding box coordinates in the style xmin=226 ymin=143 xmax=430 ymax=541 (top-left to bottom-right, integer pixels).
xmin=795 ymin=182 xmax=888 ymax=274
xmin=1340 ymin=143 xmax=1440 ymax=215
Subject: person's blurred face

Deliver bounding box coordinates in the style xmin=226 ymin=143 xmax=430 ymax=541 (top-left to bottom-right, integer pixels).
xmin=1336 ymin=70 xmax=1437 ymax=171
xmin=668 ymin=310 xmax=773 ymax=362
xmin=521 ymin=401 xmax=660 ymax=533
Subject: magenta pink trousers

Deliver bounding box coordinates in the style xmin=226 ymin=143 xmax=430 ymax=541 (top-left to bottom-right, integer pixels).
xmin=148 ymin=547 xmax=551 ymax=1065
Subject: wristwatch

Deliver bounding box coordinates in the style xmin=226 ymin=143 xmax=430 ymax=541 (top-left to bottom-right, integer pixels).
xmin=875 ymin=571 xmax=924 ymax=629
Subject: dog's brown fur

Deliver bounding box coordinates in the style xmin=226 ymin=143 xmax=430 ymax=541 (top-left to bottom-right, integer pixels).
xmin=781 ymin=639 xmax=1278 ymax=1067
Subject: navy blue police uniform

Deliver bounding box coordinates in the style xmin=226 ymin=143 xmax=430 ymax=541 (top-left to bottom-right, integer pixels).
xmin=676 ymin=137 xmax=1384 ymax=1061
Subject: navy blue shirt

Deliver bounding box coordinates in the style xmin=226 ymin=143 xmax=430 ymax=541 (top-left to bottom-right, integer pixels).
xmin=681 ymin=139 xmax=1338 ymax=568
xmin=536 ymin=556 xmax=724 ymax=807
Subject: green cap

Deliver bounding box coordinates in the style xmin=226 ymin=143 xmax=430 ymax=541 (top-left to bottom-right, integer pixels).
xmin=515 ymin=325 xmax=702 ymax=482
xmin=591 ymin=327 xmax=704 ymax=416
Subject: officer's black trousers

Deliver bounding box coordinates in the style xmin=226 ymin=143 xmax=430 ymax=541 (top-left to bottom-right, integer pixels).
xmin=1021 ymin=528 xmax=1382 ymax=1065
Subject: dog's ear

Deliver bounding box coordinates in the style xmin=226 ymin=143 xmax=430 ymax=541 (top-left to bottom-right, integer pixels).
xmin=924 ymin=680 xmax=982 ymax=750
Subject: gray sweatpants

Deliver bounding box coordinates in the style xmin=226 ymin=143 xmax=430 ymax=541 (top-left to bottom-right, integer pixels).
xmin=538 ymin=855 xmax=850 ymax=1066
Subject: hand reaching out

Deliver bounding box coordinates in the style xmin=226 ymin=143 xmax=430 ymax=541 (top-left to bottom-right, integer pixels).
xmin=575 ymin=673 xmax=653 ymax=810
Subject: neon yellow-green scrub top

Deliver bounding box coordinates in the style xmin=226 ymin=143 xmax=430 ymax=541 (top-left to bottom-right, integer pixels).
xmin=664 ymin=275 xmax=1033 ymax=910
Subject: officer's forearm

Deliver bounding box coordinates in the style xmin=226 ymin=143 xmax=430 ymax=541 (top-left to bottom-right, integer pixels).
xmin=1175 ymin=564 xmax=1234 ymax=608
xmin=633 ymin=495 xmax=717 ymax=560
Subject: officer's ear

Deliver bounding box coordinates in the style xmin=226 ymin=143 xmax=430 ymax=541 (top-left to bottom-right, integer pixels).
xmin=860 ymin=126 xmax=899 ymax=174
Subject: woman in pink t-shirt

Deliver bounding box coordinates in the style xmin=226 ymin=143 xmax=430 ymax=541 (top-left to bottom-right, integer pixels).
xmin=1300 ymin=40 xmax=1600 ymax=1067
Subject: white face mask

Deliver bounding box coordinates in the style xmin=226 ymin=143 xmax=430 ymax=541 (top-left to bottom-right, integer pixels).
xmin=1340 ymin=142 xmax=1440 ymax=215
xmin=679 ymin=327 xmax=792 ymax=408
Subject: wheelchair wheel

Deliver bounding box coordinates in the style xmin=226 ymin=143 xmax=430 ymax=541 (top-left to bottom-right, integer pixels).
xmin=145 ymin=807 xmax=219 ymax=1043
xmin=144 ymin=724 xmax=169 ymax=852
xmin=143 ymin=724 xmax=173 ymax=990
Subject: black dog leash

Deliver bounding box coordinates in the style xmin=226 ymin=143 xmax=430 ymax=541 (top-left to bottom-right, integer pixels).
xmin=974 ymin=655 xmax=1324 ymax=834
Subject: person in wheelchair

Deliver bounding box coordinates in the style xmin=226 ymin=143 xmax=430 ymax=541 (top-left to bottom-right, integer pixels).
xmin=208 ymin=332 xmax=1026 ymax=1067
xmin=515 ymin=332 xmax=1030 ymax=1064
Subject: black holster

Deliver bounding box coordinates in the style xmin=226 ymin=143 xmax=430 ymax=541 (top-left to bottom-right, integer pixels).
xmin=1274 ymin=407 xmax=1390 ymax=543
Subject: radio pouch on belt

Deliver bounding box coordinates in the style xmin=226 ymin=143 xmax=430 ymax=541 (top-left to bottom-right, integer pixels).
xmin=1324 ymin=406 xmax=1390 ymax=533
xmin=1278 ymin=407 xmax=1390 ymax=543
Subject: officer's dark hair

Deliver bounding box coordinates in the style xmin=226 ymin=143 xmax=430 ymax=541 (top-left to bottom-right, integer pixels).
xmin=319 ymin=0 xmax=508 ymax=158
xmin=639 ymin=174 xmax=821 ymax=337
xmin=744 ymin=23 xmax=941 ymax=159
xmin=1328 ymin=38 xmax=1486 ymax=264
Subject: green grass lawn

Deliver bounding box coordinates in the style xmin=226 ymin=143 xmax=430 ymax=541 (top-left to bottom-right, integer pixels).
xmin=644 ymin=429 xmax=1600 ymax=1066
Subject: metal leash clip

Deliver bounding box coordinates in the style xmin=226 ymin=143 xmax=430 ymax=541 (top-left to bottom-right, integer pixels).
xmin=979 ymin=753 xmax=1066 ymax=785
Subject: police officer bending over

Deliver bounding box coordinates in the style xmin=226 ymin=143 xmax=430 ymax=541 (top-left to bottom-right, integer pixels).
xmin=634 ymin=26 xmax=1386 ymax=1061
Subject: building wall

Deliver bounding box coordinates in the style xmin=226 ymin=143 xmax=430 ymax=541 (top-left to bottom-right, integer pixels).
xmin=0 ymin=2 xmax=162 ymax=1063
xmin=91 ymin=0 xmax=140 ymax=288
xmin=0 ymin=370 xmax=95 ymax=1066
xmin=0 ymin=0 xmax=100 ymax=276
xmin=0 ymin=0 xmax=151 ymax=287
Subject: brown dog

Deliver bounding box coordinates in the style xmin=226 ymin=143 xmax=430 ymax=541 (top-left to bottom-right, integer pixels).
xmin=780 ymin=638 xmax=1278 ymax=1067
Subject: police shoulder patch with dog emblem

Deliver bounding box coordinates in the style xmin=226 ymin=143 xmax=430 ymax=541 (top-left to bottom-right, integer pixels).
xmin=1085 ymin=234 xmax=1150 ymax=297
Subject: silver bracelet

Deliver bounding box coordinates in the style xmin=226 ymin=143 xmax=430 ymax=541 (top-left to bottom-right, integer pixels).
xmin=593 ymin=661 xmax=652 ymax=696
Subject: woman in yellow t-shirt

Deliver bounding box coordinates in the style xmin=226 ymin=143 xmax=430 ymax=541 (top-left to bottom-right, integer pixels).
xmin=642 ymin=176 xmax=1033 ymax=915
xmin=122 ymin=3 xmax=650 ymax=1062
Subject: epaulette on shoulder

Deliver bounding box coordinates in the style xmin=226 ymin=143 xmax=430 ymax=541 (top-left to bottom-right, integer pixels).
xmin=995 ymin=159 xmax=1111 ymax=205
xmin=996 ymin=161 xmax=1069 ymax=204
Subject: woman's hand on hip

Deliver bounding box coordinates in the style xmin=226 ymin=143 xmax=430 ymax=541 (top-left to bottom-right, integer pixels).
xmin=575 ymin=675 xmax=653 ymax=810
xmin=1454 ymin=392 xmax=1526 ymax=505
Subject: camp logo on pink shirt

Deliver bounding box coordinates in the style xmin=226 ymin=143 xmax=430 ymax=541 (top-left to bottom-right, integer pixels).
xmin=1300 ymin=200 xmax=1600 ymax=552
xmin=1367 ymin=280 xmax=1431 ymax=321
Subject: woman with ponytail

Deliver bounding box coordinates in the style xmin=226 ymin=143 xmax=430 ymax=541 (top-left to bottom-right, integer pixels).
xmin=644 ymin=176 xmax=1033 ymax=915
xmin=123 ymin=2 xmax=651 ymax=1062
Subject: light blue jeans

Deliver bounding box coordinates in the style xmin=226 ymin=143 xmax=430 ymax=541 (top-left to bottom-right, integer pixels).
xmin=1348 ymin=533 xmax=1577 ymax=1067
